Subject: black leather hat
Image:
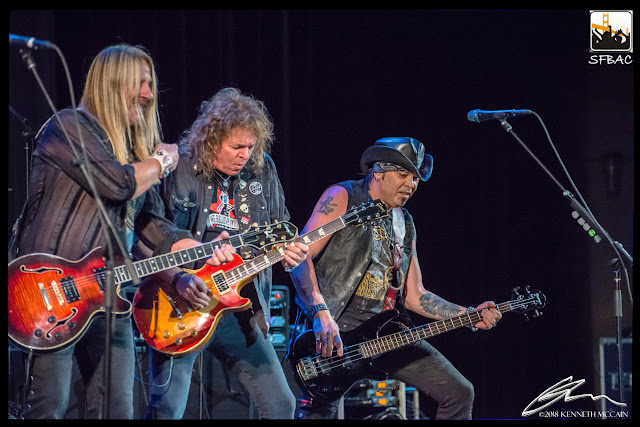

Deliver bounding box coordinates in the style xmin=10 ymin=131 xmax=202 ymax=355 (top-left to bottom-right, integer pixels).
xmin=360 ymin=137 xmax=433 ymax=181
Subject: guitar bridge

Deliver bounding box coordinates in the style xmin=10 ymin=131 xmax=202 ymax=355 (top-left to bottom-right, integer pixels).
xmin=296 ymin=357 xmax=319 ymax=381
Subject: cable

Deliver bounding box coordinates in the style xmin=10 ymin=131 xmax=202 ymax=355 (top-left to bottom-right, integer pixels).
xmin=530 ymin=111 xmax=632 ymax=305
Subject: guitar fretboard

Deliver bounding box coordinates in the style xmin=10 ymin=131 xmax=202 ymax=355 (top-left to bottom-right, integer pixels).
xmin=219 ymin=216 xmax=348 ymax=285
xmin=112 ymin=235 xmax=244 ymax=285
xmin=358 ymin=297 xmax=535 ymax=358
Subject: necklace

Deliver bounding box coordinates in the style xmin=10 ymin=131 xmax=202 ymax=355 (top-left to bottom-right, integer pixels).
xmin=213 ymin=169 xmax=231 ymax=190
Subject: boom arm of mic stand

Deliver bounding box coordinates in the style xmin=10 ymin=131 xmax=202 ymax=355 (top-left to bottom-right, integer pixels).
xmin=499 ymin=120 xmax=566 ymax=193
xmin=498 ymin=119 xmax=632 ymax=265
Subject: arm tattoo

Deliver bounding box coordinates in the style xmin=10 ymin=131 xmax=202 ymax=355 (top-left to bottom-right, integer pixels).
xmin=317 ymin=196 xmax=337 ymax=215
xmin=418 ymin=292 xmax=462 ymax=319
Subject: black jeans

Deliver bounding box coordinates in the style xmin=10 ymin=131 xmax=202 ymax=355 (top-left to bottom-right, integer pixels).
xmin=297 ymin=339 xmax=474 ymax=420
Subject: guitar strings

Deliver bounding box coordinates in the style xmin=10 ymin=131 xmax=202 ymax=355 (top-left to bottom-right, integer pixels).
xmin=300 ymin=300 xmax=520 ymax=373
xmin=56 ymin=209 xmax=359 ymax=299
xmin=35 ymin=226 xmax=288 ymax=301
xmin=305 ymin=298 xmax=536 ymax=369
xmin=298 ymin=297 xmax=538 ymax=375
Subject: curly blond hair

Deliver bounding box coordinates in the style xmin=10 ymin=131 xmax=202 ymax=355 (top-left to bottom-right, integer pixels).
xmin=180 ymin=87 xmax=274 ymax=179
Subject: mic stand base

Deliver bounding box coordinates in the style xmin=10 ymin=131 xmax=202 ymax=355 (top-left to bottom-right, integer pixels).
xmin=611 ymin=261 xmax=625 ymax=406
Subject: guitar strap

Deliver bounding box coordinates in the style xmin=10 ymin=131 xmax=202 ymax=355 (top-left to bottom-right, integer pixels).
xmin=383 ymin=208 xmax=405 ymax=311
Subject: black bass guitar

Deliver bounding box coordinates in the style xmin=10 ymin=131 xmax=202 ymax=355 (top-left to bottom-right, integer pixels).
xmin=290 ymin=286 xmax=545 ymax=404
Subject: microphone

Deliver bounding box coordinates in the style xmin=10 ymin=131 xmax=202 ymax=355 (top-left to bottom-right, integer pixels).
xmin=9 ymin=33 xmax=54 ymax=50
xmin=467 ymin=109 xmax=532 ymax=123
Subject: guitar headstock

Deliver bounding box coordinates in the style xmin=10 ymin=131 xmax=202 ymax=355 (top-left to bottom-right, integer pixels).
xmin=342 ymin=199 xmax=388 ymax=227
xmin=510 ymin=285 xmax=546 ymax=320
xmin=244 ymin=220 xmax=298 ymax=250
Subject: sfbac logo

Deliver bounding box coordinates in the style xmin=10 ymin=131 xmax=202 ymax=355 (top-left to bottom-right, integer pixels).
xmin=590 ymin=11 xmax=633 ymax=52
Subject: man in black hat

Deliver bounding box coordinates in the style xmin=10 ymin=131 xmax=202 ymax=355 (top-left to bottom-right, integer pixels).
xmin=290 ymin=137 xmax=502 ymax=419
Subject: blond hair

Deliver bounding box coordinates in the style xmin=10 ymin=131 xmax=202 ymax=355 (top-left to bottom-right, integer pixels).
xmin=180 ymin=87 xmax=274 ymax=179
xmin=79 ymin=44 xmax=162 ymax=164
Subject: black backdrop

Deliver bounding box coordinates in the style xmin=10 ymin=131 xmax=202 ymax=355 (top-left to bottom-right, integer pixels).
xmin=8 ymin=10 xmax=634 ymax=420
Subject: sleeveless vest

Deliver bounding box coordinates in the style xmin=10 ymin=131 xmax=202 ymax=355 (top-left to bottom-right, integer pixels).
xmin=296 ymin=178 xmax=415 ymax=321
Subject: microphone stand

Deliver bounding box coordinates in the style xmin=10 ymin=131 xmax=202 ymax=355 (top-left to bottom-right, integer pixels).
xmin=14 ymin=44 xmax=140 ymax=419
xmin=8 ymin=106 xmax=36 ymax=195
xmin=498 ymin=118 xmax=632 ymax=407
xmin=8 ymin=106 xmax=36 ymax=256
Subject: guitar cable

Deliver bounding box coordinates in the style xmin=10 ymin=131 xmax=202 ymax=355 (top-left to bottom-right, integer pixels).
xmin=133 ymin=353 xmax=174 ymax=389
xmin=280 ymin=308 xmax=306 ymax=366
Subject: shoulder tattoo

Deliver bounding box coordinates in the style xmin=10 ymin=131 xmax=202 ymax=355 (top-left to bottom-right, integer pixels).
xmin=317 ymin=195 xmax=338 ymax=215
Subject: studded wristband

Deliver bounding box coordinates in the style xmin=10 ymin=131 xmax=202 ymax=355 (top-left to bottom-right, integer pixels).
xmin=152 ymin=149 xmax=174 ymax=178
xmin=309 ymin=303 xmax=329 ymax=316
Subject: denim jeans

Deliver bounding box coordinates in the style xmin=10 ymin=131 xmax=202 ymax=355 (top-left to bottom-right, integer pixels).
xmin=297 ymin=339 xmax=474 ymax=420
xmin=144 ymin=309 xmax=296 ymax=419
xmin=20 ymin=316 xmax=135 ymax=419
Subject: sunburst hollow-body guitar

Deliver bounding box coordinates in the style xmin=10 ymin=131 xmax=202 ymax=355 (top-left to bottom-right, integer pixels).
xmin=8 ymin=221 xmax=296 ymax=353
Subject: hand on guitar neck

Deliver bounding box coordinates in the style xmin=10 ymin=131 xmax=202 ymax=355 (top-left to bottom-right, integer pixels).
xmin=135 ymin=232 xmax=238 ymax=310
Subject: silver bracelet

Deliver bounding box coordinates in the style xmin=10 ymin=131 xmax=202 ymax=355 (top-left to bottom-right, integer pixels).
xmin=466 ymin=307 xmax=479 ymax=332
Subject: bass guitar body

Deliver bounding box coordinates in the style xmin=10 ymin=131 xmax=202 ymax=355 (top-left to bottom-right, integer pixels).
xmin=133 ymin=254 xmax=254 ymax=356
xmin=8 ymin=248 xmax=131 ymax=353
xmin=291 ymin=310 xmax=400 ymax=403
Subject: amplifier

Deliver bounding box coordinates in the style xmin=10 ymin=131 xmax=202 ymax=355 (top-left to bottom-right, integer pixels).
xmin=599 ymin=337 xmax=632 ymax=418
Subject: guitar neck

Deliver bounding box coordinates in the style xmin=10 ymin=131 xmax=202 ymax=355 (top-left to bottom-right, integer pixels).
xmin=112 ymin=235 xmax=243 ymax=285
xmin=359 ymin=297 xmax=534 ymax=358
xmin=222 ymin=216 xmax=347 ymax=284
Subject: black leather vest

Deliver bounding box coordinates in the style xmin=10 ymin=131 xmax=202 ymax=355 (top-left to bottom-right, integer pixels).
xmin=297 ymin=178 xmax=415 ymax=321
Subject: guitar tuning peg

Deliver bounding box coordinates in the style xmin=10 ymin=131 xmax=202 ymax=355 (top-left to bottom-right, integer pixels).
xmin=532 ymin=309 xmax=542 ymax=318
xmin=512 ymin=286 xmax=520 ymax=295
xmin=524 ymin=285 xmax=531 ymax=293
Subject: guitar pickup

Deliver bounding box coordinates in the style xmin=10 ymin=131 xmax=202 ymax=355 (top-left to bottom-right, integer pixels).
xmin=60 ymin=276 xmax=81 ymax=303
xmin=211 ymin=270 xmax=231 ymax=295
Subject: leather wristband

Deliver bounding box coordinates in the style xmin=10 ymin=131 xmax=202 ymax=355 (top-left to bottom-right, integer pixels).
xmin=309 ymin=303 xmax=329 ymax=316
xmin=171 ymin=271 xmax=190 ymax=287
